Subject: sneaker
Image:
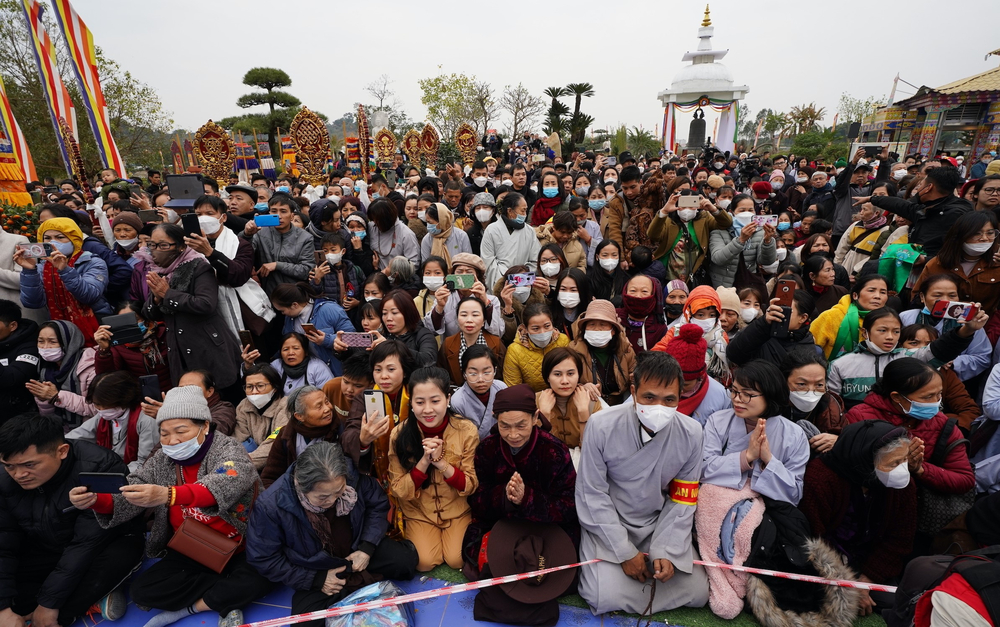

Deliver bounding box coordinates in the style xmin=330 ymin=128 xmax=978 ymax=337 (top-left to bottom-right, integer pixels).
xmin=98 ymin=585 xmax=127 ymax=621
xmin=218 ymin=609 xmax=243 ymax=627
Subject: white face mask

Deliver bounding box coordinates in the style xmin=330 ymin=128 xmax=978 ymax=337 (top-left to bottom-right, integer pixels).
xmin=599 ymin=258 xmax=619 ymax=272
xmin=475 ymin=208 xmax=493 ymax=223
xmin=585 ymin=329 xmax=613 ymax=348
xmin=116 ymin=238 xmax=138 ymax=250
xmin=247 ymin=391 xmax=275 ymax=409
xmin=776 ymin=248 xmax=788 ymax=261
xmin=540 ymin=262 xmax=561 ymax=277
xmin=635 ymin=401 xmax=676 ymax=433
xmin=96 ymin=407 xmax=128 ymax=422
xmin=198 ymin=215 xmax=222 ymax=235
xmin=734 ymin=212 xmax=755 ymax=227
xmin=691 ymin=317 xmax=717 ymax=334
xmin=513 ymin=286 xmax=531 ymax=303
xmin=604 ymin=177 xmax=617 ymax=185
xmin=762 ymin=261 xmax=780 ymax=274
xmin=325 ymin=252 xmax=343 ymax=266
xmin=165 ymin=209 xmax=179 ymax=224
xmin=740 ymin=308 xmax=758 ymax=323
xmin=893 ymin=169 xmax=908 ymax=181
xmin=528 ymin=330 xmax=552 ymax=347
xmin=788 ymin=390 xmax=823 ymax=412
xmin=161 ymin=430 xmax=205 ymax=461
xmin=875 ymin=462 xmax=911 ymax=489
xmin=423 ymin=276 xmax=445 ymax=291
xmin=796 ymin=176 xmax=809 ymax=184
xmin=716 ymin=198 xmax=731 ymax=210
xmin=964 ymin=241 xmax=993 ymax=256
xmin=473 ymin=176 xmax=488 ymax=188
xmin=365 ymin=296 xmax=379 ymax=302
xmin=558 ymin=292 xmax=581 ymax=309
xmin=865 ymin=340 xmax=893 ymax=355
xmin=417 ymin=210 xmax=427 ymax=222
xmin=38 ymin=347 xmax=64 ymax=362
xmin=678 ymin=209 xmax=698 ymax=222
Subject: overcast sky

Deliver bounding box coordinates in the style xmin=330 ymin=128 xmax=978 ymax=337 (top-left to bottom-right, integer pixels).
xmin=73 ymin=0 xmax=999 ymax=138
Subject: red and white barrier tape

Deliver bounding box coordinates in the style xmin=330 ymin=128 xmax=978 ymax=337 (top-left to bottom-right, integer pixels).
xmin=237 ymin=556 xmax=894 ymax=627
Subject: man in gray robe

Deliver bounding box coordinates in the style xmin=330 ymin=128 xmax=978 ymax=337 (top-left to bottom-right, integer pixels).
xmin=575 ymin=352 xmax=709 ymax=615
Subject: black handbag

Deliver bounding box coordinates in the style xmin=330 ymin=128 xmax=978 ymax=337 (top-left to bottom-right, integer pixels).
xmin=916 ymin=419 xmax=976 ymax=535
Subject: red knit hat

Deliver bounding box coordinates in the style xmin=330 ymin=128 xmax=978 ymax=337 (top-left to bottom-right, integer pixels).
xmin=664 ymin=323 xmax=707 ymax=380
xmin=751 ymin=181 xmax=772 ymax=198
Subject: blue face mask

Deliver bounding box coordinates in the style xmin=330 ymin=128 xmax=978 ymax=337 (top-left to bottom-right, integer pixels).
xmin=589 ymin=199 xmax=607 ymax=211
xmin=542 ymin=187 xmax=559 ymax=198
xmin=372 ymin=192 xmax=382 ymax=200
xmin=514 ymin=214 xmax=526 ymax=225
xmin=254 ymin=202 xmax=268 ymax=213
xmin=50 ymin=241 xmax=75 ymax=257
xmin=900 ymin=396 xmax=940 ymax=421
xmin=353 ymin=230 xmax=367 ymax=240
xmin=354 ymin=185 xmax=361 ymax=193
xmin=777 ymin=221 xmax=791 ymax=231
xmin=137 ymin=322 xmax=148 ymax=334
xmin=426 ymin=224 xmax=438 ymax=235
xmin=276 ymin=185 xmax=290 ymax=193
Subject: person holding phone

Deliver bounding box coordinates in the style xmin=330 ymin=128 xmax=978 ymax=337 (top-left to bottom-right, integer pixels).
xmin=246 ymin=441 xmax=418 ymax=626
xmin=708 ymin=194 xmax=777 ymax=289
xmin=66 ymin=371 xmax=157 ymax=472
xmin=425 ymin=253 xmax=504 ymax=339
xmin=728 ymin=290 xmax=817 ymax=367
xmin=242 ymin=332 xmax=334 ymax=395
xmin=271 ymin=282 xmax=354 ymax=375
xmin=437 ymin=296 xmax=505 ymax=387
xmin=647 ymin=185 xmax=732 ymax=284
xmin=241 ymin=193 xmax=315 ymax=293
xmin=482 ymin=192 xmax=540 ymax=289
xmin=93 ymin=302 xmax=173 ymax=398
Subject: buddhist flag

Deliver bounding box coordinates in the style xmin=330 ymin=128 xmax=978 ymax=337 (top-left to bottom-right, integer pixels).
xmin=50 ymin=0 xmax=125 ymax=175
xmin=20 ymin=0 xmax=76 ymax=175
xmin=0 ymin=73 xmax=37 ymax=182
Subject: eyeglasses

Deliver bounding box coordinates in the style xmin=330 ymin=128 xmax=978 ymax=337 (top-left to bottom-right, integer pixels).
xmin=465 ymin=369 xmax=495 ymax=381
xmin=244 ymin=383 xmax=272 ymax=393
xmin=973 ymin=229 xmax=999 ymax=241
xmin=981 ymin=188 xmax=1000 ymax=196
xmin=147 ymin=242 xmax=178 ymax=251
xmin=729 ymin=388 xmax=763 ymax=403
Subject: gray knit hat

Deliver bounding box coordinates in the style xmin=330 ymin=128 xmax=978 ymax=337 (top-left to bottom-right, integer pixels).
xmin=156 ymin=385 xmax=212 ymax=426
xmin=472 ymin=192 xmax=495 ymax=208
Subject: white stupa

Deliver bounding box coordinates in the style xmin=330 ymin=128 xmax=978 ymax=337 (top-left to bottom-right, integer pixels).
xmin=657 ymin=5 xmax=748 ymax=154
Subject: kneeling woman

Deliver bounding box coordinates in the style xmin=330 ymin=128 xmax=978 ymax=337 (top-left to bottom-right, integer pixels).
xmin=69 ymin=385 xmax=270 ymax=627
xmin=247 ymin=441 xmax=418 ymax=626
xmin=388 ymin=367 xmax=479 ymax=572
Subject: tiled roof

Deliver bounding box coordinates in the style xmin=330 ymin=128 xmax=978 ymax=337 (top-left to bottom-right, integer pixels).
xmin=935 ymin=65 xmax=1000 ymax=94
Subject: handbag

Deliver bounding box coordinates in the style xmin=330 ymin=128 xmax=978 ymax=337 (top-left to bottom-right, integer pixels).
xmin=916 ymin=419 xmax=976 ymax=535
xmin=165 ymin=465 xmax=250 ymax=573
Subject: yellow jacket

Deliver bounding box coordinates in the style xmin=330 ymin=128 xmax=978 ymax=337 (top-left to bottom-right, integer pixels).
xmin=811 ymin=294 xmax=862 ymax=359
xmin=503 ymin=328 xmax=570 ymax=392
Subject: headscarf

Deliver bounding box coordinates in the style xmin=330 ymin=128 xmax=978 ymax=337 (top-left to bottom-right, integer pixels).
xmin=39 ymin=320 xmax=87 ymax=393
xmin=429 ymin=204 xmax=456 ymax=269
xmin=821 ymin=420 xmax=908 ymax=487
xmin=37 ymin=219 xmax=99 ymax=342
xmin=37 ymin=218 xmax=84 ymax=256
xmin=675 ymin=285 xmax=730 ymax=384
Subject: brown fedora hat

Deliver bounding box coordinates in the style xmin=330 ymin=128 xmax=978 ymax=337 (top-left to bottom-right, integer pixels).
xmin=486 ymin=519 xmax=578 ymax=604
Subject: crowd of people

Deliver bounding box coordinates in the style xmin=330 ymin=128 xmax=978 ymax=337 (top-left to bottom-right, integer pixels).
xmin=3 ymin=142 xmax=1000 ymax=627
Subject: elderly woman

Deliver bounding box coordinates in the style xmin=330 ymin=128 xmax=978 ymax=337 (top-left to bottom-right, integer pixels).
xmin=260 ymin=385 xmax=340 ymax=488
xmin=246 ymin=442 xmax=418 ymax=627
xmin=68 ymin=386 xmax=271 ymax=627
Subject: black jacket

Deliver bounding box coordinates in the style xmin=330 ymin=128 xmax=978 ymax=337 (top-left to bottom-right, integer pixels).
xmin=0 ymin=441 xmax=143 ymax=611
xmin=727 ymin=314 xmax=819 ymax=367
xmin=0 ymin=319 xmax=40 ymax=425
xmin=871 ymin=193 xmax=972 ymax=258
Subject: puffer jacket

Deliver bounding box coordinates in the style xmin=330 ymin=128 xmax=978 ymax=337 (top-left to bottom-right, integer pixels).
xmin=233 ymin=396 xmax=290 ymax=470
xmin=726 ymin=315 xmax=818 ymax=367
xmin=19 ymin=252 xmax=113 ymax=317
xmin=0 ymin=318 xmax=40 ymax=420
xmin=708 ymin=225 xmax=777 ymax=288
xmin=502 ymin=328 xmax=570 ymax=392
xmin=281 ymin=298 xmax=356 ymax=375
xmin=247 ymin=225 xmax=315 ymax=293
xmin=845 ymin=392 xmax=975 ymax=494
xmin=490 ymin=278 xmax=547 ymax=345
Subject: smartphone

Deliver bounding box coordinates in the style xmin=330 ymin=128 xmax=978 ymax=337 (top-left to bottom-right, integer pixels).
xmin=138 ymin=209 xmax=162 ymax=223
xmin=301 ymin=323 xmax=317 ymax=334
xmin=314 ymin=250 xmax=326 ymax=267
xmin=101 ymin=312 xmax=144 ymax=346
xmin=771 ymin=278 xmax=797 ymax=339
xmin=932 ymin=300 xmax=980 ymax=321
xmin=16 ymin=243 xmax=53 ymax=258
xmin=752 ymin=215 xmax=779 ymax=227
xmin=678 ymin=195 xmax=700 ymax=208
xmin=363 ymin=389 xmax=387 ymax=423
xmin=139 ymin=375 xmax=161 ymax=403
xmin=341 ymin=332 xmax=373 ymax=348
xmin=254 ymin=214 xmax=281 ymax=227
xmin=238 ymin=330 xmax=255 ymax=352
xmin=130 ymin=184 xmax=143 ymax=196
xmin=446 ymin=273 xmax=476 ymax=290
xmin=506 ymin=272 xmax=535 ymax=288
xmin=606 ymin=156 xmax=617 ymax=166
xmin=180 ymin=213 xmax=201 ymax=237
xmin=78 ymin=472 xmax=127 ymax=494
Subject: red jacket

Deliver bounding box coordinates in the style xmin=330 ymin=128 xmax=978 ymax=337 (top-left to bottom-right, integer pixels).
xmin=93 ymin=324 xmax=173 ymax=394
xmin=845 ymin=392 xmax=975 ymax=494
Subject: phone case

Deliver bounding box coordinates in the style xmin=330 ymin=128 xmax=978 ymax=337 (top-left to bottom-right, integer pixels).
xmin=255 ymin=214 xmax=280 ymax=227
xmin=364 ymin=390 xmax=385 ymax=421
xmin=341 ymin=332 xmax=373 ymax=348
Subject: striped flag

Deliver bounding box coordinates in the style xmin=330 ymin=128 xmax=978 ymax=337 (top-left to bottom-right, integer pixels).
xmin=20 ymin=0 xmax=76 ymax=174
xmin=0 ymin=73 xmax=37 ymax=182
xmin=50 ymin=0 xmax=125 ymax=175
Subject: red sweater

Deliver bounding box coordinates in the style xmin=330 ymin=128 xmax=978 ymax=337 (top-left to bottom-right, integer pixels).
xmin=844 ymin=392 xmax=975 ymax=495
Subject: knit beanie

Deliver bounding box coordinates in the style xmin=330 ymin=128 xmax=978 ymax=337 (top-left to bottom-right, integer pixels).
xmin=750 ymin=181 xmax=772 ymax=198
xmin=986 ymin=160 xmax=1000 ymax=176
xmin=493 ymin=384 xmax=537 ymax=416
xmin=665 ymin=280 xmax=689 ymax=295
xmin=112 ymin=211 xmax=143 ymax=234
xmin=834 ymin=159 xmax=848 ymax=168
xmin=156 ymin=385 xmax=212 ymax=426
xmin=716 ymin=286 xmax=740 ymax=313
xmin=769 ymin=170 xmax=785 ymax=184
xmin=664 ymin=324 xmax=707 ymax=379
xmin=706 ymin=174 xmax=725 ymax=190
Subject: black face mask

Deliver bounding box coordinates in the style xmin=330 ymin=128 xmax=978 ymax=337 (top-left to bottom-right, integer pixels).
xmin=664 ymin=303 xmax=685 ymax=318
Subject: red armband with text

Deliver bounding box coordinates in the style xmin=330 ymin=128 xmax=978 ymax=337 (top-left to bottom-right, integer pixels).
xmin=668 ymin=478 xmax=699 ymax=506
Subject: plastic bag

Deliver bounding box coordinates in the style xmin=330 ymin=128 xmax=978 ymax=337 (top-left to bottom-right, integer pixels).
xmin=325 ymin=581 xmax=414 ymax=627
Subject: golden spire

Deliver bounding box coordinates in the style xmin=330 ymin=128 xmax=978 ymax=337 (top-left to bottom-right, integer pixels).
xmin=701 ymin=4 xmax=712 ymax=27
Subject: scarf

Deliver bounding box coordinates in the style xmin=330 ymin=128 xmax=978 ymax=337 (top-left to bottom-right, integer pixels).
xmin=458 ymin=330 xmax=487 ymax=365
xmin=530 ymin=196 xmax=561 ymax=226
xmin=429 ymin=208 xmax=456 ymax=269
xmin=39 ymin=320 xmax=86 ymax=393
xmin=213 ymin=226 xmax=275 ymax=338
xmin=862 ymin=214 xmax=888 ymax=230
xmin=587 ymin=263 xmax=628 ymax=303
xmin=126 ymin=322 xmax=166 ymax=371
xmin=282 ymin=358 xmax=311 ymax=383
xmin=133 ymin=246 xmax=205 ymax=281
xmin=665 ymin=222 xmax=700 ymax=282
xmin=830 ymin=302 xmax=864 ymax=361
xmin=501 ymin=214 xmax=525 ymax=232
xmin=42 ymin=252 xmax=100 ymax=346
xmin=95 ymin=406 xmax=141 ymax=464
xmin=297 ymin=484 xmax=358 ymax=517
xmin=677 ymin=376 xmax=710 ymax=417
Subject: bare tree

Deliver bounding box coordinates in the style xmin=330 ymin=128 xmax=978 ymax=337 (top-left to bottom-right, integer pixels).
xmin=469 ymin=80 xmax=499 ymax=137
xmin=499 ymin=83 xmax=545 ymax=139
xmin=365 ymin=74 xmax=395 ymax=109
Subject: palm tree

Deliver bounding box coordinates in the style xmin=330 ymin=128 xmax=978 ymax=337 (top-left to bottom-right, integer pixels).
xmin=569 ymin=113 xmax=594 ymax=146
xmin=626 ymin=127 xmax=660 ymax=158
xmin=566 ymin=83 xmax=595 ymax=118
xmin=544 ymin=86 xmax=570 ymax=111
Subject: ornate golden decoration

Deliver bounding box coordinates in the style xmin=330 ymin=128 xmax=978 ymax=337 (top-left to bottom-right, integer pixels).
xmin=289 ymin=106 xmax=331 ymax=186
xmin=192 ymin=120 xmax=235 ymax=184
xmin=373 ymin=128 xmax=398 ymax=166
xmin=420 ymin=124 xmax=440 ymax=168
xmin=455 ymin=123 xmax=478 ymax=165
xmin=402 ymin=129 xmax=422 ymax=170
xmin=357 ymin=104 xmax=372 ymax=184
xmin=701 ymin=4 xmax=711 ymax=27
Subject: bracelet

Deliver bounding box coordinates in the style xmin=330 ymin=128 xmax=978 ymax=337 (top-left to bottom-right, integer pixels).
xmin=431 ymin=450 xmax=445 ymax=463
xmin=168 ymin=487 xmax=176 ymax=507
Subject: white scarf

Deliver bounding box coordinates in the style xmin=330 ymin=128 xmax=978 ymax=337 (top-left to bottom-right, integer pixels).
xmin=214 ymin=226 xmax=275 ymax=338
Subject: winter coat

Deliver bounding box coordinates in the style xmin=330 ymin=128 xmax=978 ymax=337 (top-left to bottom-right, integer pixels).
xmin=35 ymin=347 xmax=97 ymax=425
xmin=647 ymin=209 xmax=733 ymax=273
xmin=502 ymin=329 xmax=570 ymax=392
xmin=369 ymin=221 xmax=420 ymax=271
xmin=246 ymin=460 xmax=389 ymax=590
xmin=0 ymin=441 xmax=144 ymax=611
xmin=437 ymin=332 xmax=506 ymax=387
xmin=0 ymin=318 xmax=40 ymax=421
xmin=261 ymin=420 xmax=343 ymax=488
xmin=536 ymin=224 xmax=586 ymax=270
xmin=870 ymin=193 xmax=972 ymax=258
xmin=93 ymin=324 xmax=173 ymax=395
xmin=807 ymin=285 xmax=849 ymax=318
xmin=384 ymin=325 xmax=438 ymax=368
xmin=95 ymin=431 xmax=260 ymax=557
xmin=831 ymin=159 xmax=891 ymax=237
xmin=940 ymin=367 xmax=980 ymax=432
xmin=567 ymin=331 xmax=636 ymax=407
xmin=311 ymin=259 xmax=366 ymax=308
xmin=481 ymin=220 xmax=540 ymax=289
xmin=281 ymin=299 xmax=355 ymax=375
xmin=708 ymin=225 xmax=777 ymax=288
xmin=726 ymin=315 xmax=818 ymax=367
xmin=233 ymin=397 xmax=291 ymax=470
xmin=784 ymin=392 xmax=847 ymax=436
xmin=599 ymin=192 xmax=631 ymax=248
xmin=205 ymin=234 xmax=256 ymax=289
xmin=490 ymin=278 xmax=547 ymax=346
xmin=19 ymin=253 xmax=113 ymax=317
xmin=141 ymin=258 xmax=242 ymax=389
xmin=268 ymin=357 xmax=334 ymax=395
xmin=66 ymin=408 xmax=157 ymax=472
xmin=248 ymin=225 xmax=315 ymax=293
xmin=833 ymin=221 xmax=891 ymax=277
xmin=82 ymin=236 xmax=132 ymax=304
xmin=420 ymin=226 xmax=472 ymax=265
xmin=810 ymin=295 xmax=859 ymax=360
xmin=916 ymin=255 xmax=1000 ymax=318
xmin=845 ymin=392 xmax=976 ymax=494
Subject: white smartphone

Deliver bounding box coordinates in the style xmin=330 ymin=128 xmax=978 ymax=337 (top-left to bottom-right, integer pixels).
xmin=363 ymin=389 xmax=386 ymax=422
